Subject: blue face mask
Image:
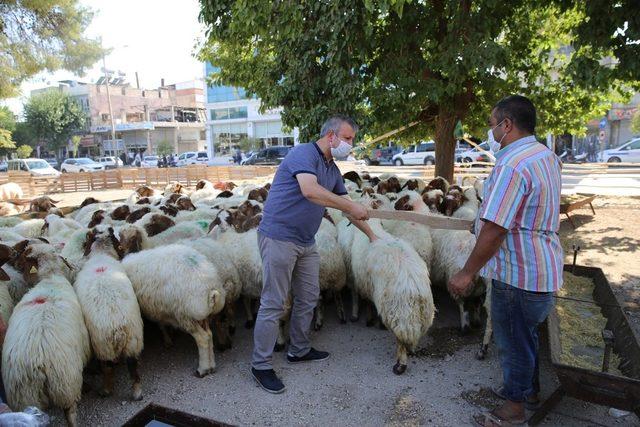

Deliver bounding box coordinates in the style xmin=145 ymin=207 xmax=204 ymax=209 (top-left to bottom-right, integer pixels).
xmin=487 ymin=119 xmax=506 ymax=153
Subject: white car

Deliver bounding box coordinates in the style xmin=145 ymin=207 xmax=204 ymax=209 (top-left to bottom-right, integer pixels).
xmin=457 ymin=142 xmax=496 ymax=164
xmin=176 ymin=151 xmax=209 ymax=166
xmin=7 ymin=159 xmax=60 ymax=177
xmin=392 ymin=141 xmax=436 ymax=166
xmin=141 ymin=156 xmax=159 ymax=168
xmin=96 ymin=156 xmax=123 ymax=169
xmin=60 ymin=158 xmax=105 ymax=173
xmin=599 ymin=137 xmax=640 ymax=163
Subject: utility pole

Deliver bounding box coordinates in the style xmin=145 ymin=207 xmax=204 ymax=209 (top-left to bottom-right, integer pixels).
xmin=102 ymin=53 xmax=119 ymax=168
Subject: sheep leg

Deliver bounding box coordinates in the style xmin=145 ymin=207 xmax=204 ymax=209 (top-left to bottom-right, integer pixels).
xmin=458 ymin=300 xmax=471 ymax=335
xmin=64 ymin=403 xmax=78 ymax=427
xmin=192 ymin=320 xmax=215 ymax=377
xmin=313 ymin=294 xmax=324 ymax=331
xmin=477 ymin=281 xmax=493 ymax=360
xmin=225 ymin=302 xmax=236 ymax=336
xmin=98 ymin=360 xmax=115 ymax=397
xmin=334 ymin=290 xmax=346 ymax=324
xmin=350 ymin=287 xmax=359 ymax=322
xmin=393 ymin=341 xmax=408 ymax=375
xmin=126 ymin=357 xmax=143 ymax=401
xmin=365 ymin=301 xmax=376 ymax=327
xmin=211 ymin=314 xmax=232 ymax=351
xmin=159 ymin=324 xmax=173 ymax=348
xmin=243 ymin=296 xmax=255 ymax=329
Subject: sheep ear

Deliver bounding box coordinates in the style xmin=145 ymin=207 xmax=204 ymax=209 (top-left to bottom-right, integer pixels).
xmin=0 ymin=268 xmax=9 ymax=281
xmin=13 ymin=240 xmax=29 ymax=256
xmin=209 ymin=225 xmax=223 ymax=239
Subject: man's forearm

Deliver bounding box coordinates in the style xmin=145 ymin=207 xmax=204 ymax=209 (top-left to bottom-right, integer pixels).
xmin=303 ymin=183 xmax=353 ymax=212
xmin=351 ymin=219 xmax=376 ymax=241
xmin=461 ymin=221 xmax=508 ymax=276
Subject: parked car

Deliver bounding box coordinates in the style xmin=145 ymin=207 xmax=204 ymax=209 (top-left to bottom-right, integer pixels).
xmin=599 ymin=137 xmax=640 ymax=163
xmin=392 ymin=141 xmax=436 ymax=166
xmin=242 ymin=146 xmax=292 ymax=165
xmin=0 ymin=161 xmax=7 ymax=172
xmin=354 ymin=144 xmax=400 ymax=165
xmin=96 ymin=156 xmax=123 ymax=169
xmin=7 ymin=159 xmax=60 ymax=176
xmin=60 ymin=158 xmax=105 ymax=173
xmin=456 ymin=142 xmax=496 ymax=164
xmin=176 ymin=151 xmax=209 ymax=166
xmin=141 ymin=156 xmax=159 ymax=168
xmin=41 ymin=157 xmax=59 ymax=170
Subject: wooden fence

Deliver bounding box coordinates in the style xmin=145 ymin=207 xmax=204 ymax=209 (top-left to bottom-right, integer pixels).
xmin=0 ymin=165 xmax=277 ymax=198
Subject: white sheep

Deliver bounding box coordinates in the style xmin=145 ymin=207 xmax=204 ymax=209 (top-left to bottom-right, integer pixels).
xmin=350 ymin=197 xmax=435 ymax=374
xmin=0 ymin=183 xmax=23 ymax=201
xmin=313 ymin=215 xmax=347 ymax=330
xmin=451 ymin=187 xmax=479 ymax=221
xmin=2 ymin=242 xmax=90 ymax=427
xmin=0 ymin=216 xmax=24 ymax=228
xmin=0 ymin=202 xmax=25 ymax=217
xmin=121 ymin=243 xmax=226 ymax=377
xmin=74 ymin=227 xmax=144 ymax=400
xmin=11 ymin=219 xmax=45 ymax=239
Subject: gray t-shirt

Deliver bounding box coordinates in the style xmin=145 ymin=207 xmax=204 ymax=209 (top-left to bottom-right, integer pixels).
xmin=258 ymin=142 xmax=347 ymax=246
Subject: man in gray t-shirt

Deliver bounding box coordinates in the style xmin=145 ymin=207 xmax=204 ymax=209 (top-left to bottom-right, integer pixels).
xmin=251 ymin=115 xmax=378 ymax=394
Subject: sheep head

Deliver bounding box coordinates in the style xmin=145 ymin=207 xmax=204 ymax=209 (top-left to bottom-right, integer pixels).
xmin=118 ymin=226 xmax=144 ymax=255
xmin=12 ymin=240 xmax=72 ymax=286
xmin=79 ymin=197 xmax=100 ymax=208
xmin=247 ymin=187 xmax=268 ymax=203
xmin=0 ymin=244 xmax=15 ymax=281
xmin=216 ymin=190 xmax=234 ymax=199
xmin=88 ymin=210 xmax=106 ymax=228
xmin=29 ymin=196 xmax=59 ymax=213
xmin=136 ymin=197 xmax=151 ymax=205
xmin=175 ymin=196 xmax=196 ymax=211
xmin=342 ymin=171 xmax=362 ymax=188
xmin=144 ymin=214 xmax=175 ymax=237
xmin=83 ymin=227 xmax=124 ymax=259
xmin=422 ymin=189 xmax=444 ymax=213
xmin=126 ymin=207 xmax=151 ymax=223
xmin=110 ymin=205 xmax=131 ymax=221
xmin=135 ymin=185 xmax=156 ymax=198
xmin=159 ymin=205 xmax=179 ymax=217
xmin=237 ymin=200 xmax=262 ymax=218
xmin=394 ymin=195 xmax=413 ymax=211
xmin=195 ymin=179 xmax=209 ymax=190
xmin=424 ymin=176 xmax=450 ymax=194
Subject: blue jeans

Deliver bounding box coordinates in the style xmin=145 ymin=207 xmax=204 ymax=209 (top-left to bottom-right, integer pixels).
xmin=491 ymin=279 xmax=554 ymax=402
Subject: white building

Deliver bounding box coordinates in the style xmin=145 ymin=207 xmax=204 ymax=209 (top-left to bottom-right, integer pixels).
xmin=203 ymin=63 xmax=299 ymax=158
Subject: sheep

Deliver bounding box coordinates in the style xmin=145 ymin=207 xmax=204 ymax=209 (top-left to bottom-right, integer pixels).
xmin=79 ymin=197 xmax=101 ymax=208
xmin=423 ymin=176 xmax=450 ymax=194
xmin=451 ymin=187 xmax=479 ymax=221
xmin=41 ymin=214 xmax=83 ymax=244
xmin=2 ymin=241 xmax=90 ymax=426
xmin=126 ymin=185 xmax=161 ymax=204
xmin=73 ymin=202 xmax=121 ymax=226
xmin=350 ymin=197 xmax=435 ymax=374
xmin=342 ymin=171 xmax=363 ymax=188
xmin=0 ymin=201 xmax=25 ymax=217
xmin=29 ymin=196 xmax=60 ymax=213
xmin=163 ymin=181 xmax=187 ymax=196
xmin=0 ymin=183 xmax=23 ymax=201
xmin=0 ymin=244 xmax=15 ymax=335
xmin=422 ymin=189 xmax=445 ymax=213
xmin=59 ymin=228 xmax=91 ymax=273
xmin=11 ymin=219 xmax=45 ymax=239
xmin=190 ymin=180 xmax=220 ymax=204
xmin=0 ymin=216 xmax=24 ymax=228
xmin=75 ymin=227 xmax=144 ymax=400
xmin=387 ymin=191 xmax=435 ymax=267
xmin=312 ymin=213 xmax=347 ymax=330
xmin=0 ymin=228 xmax=29 ymax=244
xmin=441 ymin=185 xmax=466 ymax=216
xmin=120 ymin=243 xmax=226 ymax=377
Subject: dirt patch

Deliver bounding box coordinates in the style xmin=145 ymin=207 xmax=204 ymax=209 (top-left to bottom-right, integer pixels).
xmin=414 ymin=327 xmax=482 ymax=359
xmin=459 ymin=387 xmax=501 ymax=409
xmin=386 ymin=389 xmax=425 ymax=427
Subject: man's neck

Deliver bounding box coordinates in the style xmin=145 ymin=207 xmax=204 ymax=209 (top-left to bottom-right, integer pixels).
xmin=501 ymin=132 xmax=533 ymax=149
xmin=316 ymin=137 xmax=333 ymax=160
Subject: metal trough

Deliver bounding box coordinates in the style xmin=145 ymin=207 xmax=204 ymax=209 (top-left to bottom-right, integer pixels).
xmin=123 ymin=403 xmax=233 ymax=427
xmin=529 ymin=265 xmax=640 ymax=424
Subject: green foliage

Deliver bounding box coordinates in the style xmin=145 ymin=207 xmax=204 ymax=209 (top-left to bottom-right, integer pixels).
xmin=71 ymin=135 xmax=81 ymax=157
xmin=0 ymin=129 xmax=15 ymax=150
xmin=236 ymin=137 xmax=261 ymax=153
xmin=156 ymin=139 xmax=173 ymax=156
xmin=0 ymin=0 xmax=104 ymax=99
xmin=11 ymin=122 xmax=37 ymax=147
xmin=198 ymin=0 xmax=638 ymax=179
xmin=16 ymin=144 xmax=33 ymax=159
xmin=24 ymin=90 xmax=87 ymax=152
xmin=632 ymin=109 xmax=640 ymax=135
xmin=0 ymin=106 xmax=16 ymax=132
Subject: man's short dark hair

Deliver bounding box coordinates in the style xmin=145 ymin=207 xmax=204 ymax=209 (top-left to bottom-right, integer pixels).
xmin=493 ymin=95 xmax=536 ymax=134
xmin=320 ymin=115 xmax=359 ymax=137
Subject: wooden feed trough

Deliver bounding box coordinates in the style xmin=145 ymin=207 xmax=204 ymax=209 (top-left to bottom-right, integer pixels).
xmin=560 ymin=194 xmax=596 ymax=229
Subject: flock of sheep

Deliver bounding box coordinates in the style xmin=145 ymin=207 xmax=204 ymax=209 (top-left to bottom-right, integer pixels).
xmin=0 ymin=171 xmax=490 ymax=426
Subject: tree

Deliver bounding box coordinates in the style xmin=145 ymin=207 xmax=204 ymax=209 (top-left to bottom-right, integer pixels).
xmin=70 ymin=135 xmax=81 ymax=157
xmin=0 ymin=106 xmax=17 ymax=153
xmin=24 ymin=90 xmax=86 ymax=156
xmin=0 ymin=0 xmax=104 ymax=99
xmin=199 ymin=1 xmax=635 ymax=181
xmin=237 ymin=137 xmax=261 ymax=153
xmin=156 ymin=140 xmax=173 ymax=156
xmin=632 ymin=109 xmax=640 ymax=136
xmin=16 ymin=144 xmax=33 ymax=159
xmin=11 ymin=122 xmax=37 ymax=148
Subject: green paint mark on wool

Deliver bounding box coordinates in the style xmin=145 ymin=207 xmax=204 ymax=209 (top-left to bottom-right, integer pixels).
xmin=186 ymin=255 xmax=199 ymax=266
xmin=197 ymin=220 xmax=209 ymax=230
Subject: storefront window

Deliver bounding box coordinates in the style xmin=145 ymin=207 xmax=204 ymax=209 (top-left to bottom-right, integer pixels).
xmin=210 ymin=106 xmax=248 ymax=121
xmin=212 ymin=123 xmax=248 ymax=155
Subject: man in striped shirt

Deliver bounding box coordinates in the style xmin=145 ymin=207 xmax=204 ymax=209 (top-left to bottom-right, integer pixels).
xmin=448 ymin=95 xmax=563 ymax=427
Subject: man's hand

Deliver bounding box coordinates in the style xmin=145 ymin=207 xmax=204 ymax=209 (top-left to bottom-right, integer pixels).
xmin=348 ymin=202 xmax=369 ymax=221
xmin=448 ymin=270 xmax=475 ymax=298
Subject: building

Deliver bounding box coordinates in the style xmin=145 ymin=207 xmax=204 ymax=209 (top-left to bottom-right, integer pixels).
xmin=203 ymin=62 xmax=298 ymax=158
xmin=31 ymin=78 xmax=207 ymax=158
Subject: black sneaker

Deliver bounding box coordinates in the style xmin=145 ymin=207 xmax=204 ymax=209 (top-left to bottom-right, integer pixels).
xmin=287 ymin=347 xmax=330 ymax=363
xmin=251 ymin=368 xmax=285 ymax=394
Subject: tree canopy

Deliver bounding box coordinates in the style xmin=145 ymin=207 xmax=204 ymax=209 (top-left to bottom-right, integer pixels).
xmin=0 ymin=0 xmax=103 ymax=99
xmin=24 ymin=90 xmax=86 ymax=155
xmin=0 ymin=106 xmax=17 ymax=150
xmin=199 ymin=0 xmax=639 ymax=180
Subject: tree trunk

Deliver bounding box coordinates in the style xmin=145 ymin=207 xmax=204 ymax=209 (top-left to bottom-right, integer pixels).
xmin=434 ymin=112 xmax=457 ymax=183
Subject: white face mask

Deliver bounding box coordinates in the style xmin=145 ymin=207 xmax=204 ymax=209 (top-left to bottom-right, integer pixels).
xmin=330 ymin=136 xmax=352 ymax=158
xmin=487 ymin=119 xmax=506 ymax=153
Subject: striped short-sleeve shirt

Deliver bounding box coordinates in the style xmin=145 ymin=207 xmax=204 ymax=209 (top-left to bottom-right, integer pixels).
xmin=475 ymin=135 xmax=564 ymax=292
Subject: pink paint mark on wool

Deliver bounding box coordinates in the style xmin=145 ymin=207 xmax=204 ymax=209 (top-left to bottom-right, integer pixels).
xmin=95 ymin=266 xmax=107 ymax=273
xmin=27 ymin=297 xmax=46 ymax=305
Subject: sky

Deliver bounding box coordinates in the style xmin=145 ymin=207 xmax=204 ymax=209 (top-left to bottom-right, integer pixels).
xmin=2 ymin=0 xmax=206 ymax=116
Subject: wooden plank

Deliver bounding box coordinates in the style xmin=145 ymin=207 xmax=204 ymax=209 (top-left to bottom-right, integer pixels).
xmin=367 ymin=209 xmax=473 ymax=230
